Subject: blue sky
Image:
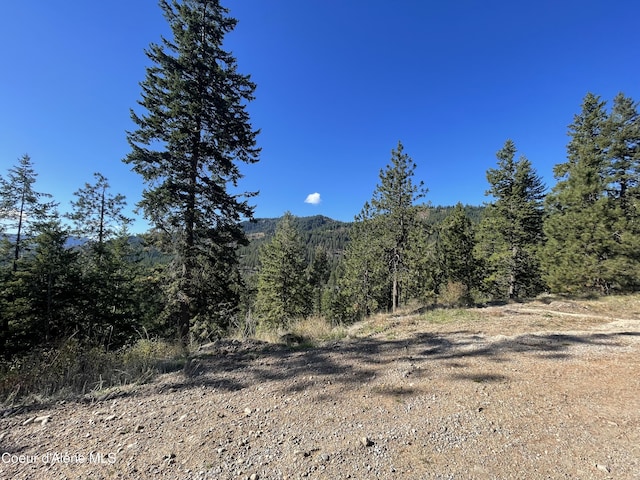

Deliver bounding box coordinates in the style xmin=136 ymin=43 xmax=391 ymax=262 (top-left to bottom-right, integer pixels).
xmin=1 ymin=1 xmax=639 ymax=231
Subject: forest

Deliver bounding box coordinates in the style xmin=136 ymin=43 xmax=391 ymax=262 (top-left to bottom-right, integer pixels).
xmin=1 ymin=0 xmax=638 ymax=401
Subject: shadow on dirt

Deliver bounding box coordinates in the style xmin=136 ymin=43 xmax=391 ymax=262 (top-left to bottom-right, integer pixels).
xmin=157 ymin=327 xmax=635 ymax=396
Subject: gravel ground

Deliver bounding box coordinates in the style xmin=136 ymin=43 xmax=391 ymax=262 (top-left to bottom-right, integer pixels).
xmin=1 ymin=298 xmax=639 ymax=479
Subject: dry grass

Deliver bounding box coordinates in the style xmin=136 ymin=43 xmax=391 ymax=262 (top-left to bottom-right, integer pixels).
xmin=0 ymin=338 xmax=187 ymax=405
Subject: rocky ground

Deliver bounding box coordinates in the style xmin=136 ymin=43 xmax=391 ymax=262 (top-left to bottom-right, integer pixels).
xmin=1 ymin=296 xmax=639 ymax=479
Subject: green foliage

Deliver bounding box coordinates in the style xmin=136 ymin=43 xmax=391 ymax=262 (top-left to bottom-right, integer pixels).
xmin=238 ymin=215 xmax=350 ymax=273
xmin=67 ymin=172 xmax=130 ymax=252
xmin=308 ymin=246 xmax=331 ymax=315
xmin=0 ymin=155 xmax=57 ymax=358
xmin=543 ymin=92 xmax=640 ymax=293
xmin=124 ymin=0 xmax=260 ymax=341
xmin=340 ymin=142 xmax=430 ymax=318
xmin=339 ymin=206 xmax=391 ymax=320
xmin=437 ymin=202 xmax=478 ymax=297
xmin=476 ymin=140 xmax=546 ymax=299
xmin=255 ymin=213 xmax=311 ymax=329
xmin=371 ymin=141 xmax=428 ymax=312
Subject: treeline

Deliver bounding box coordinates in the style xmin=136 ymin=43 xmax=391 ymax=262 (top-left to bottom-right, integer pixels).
xmin=1 ymin=91 xmax=638 ymax=358
xmin=250 ymin=91 xmax=640 ymax=327
xmin=0 ymin=166 xmax=168 ymax=359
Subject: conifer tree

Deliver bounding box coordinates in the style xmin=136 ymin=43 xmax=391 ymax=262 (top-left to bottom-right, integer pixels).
xmin=437 ymin=202 xmax=477 ymax=299
xmin=543 ymin=94 xmax=612 ymax=292
xmin=67 ymin=173 xmax=130 ymax=256
xmin=339 ymin=203 xmax=390 ymax=320
xmin=255 ymin=213 xmax=311 ymax=329
xmin=603 ymin=93 xmax=640 ymax=289
xmin=124 ymin=0 xmax=260 ymax=341
xmin=308 ymin=246 xmax=330 ymax=315
xmin=0 ymin=155 xmax=54 ymax=357
xmin=370 ymin=141 xmax=427 ymax=312
xmin=15 ymin=218 xmax=81 ymax=349
xmin=543 ymin=92 xmax=640 ymax=292
xmin=476 ymin=140 xmax=545 ymax=299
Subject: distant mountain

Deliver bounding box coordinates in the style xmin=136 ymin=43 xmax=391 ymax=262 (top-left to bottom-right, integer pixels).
xmin=237 ymin=207 xmax=485 ymax=274
xmin=238 ymin=215 xmax=351 ymax=273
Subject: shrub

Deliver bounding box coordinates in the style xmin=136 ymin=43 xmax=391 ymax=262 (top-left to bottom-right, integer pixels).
xmin=439 ymin=281 xmax=472 ymax=307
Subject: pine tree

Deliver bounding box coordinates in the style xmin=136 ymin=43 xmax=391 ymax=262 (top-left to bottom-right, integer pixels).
xmin=339 ymin=203 xmax=390 ymax=320
xmin=437 ymin=202 xmax=477 ymax=301
xmin=255 ymin=213 xmax=311 ymax=329
xmin=308 ymin=246 xmax=330 ymax=315
xmin=476 ymin=140 xmax=545 ymax=299
xmin=543 ymin=92 xmax=640 ymax=293
xmin=369 ymin=141 xmax=427 ymax=312
xmin=602 ymin=93 xmax=640 ymax=290
xmin=67 ymin=173 xmax=130 ymax=256
xmin=0 ymin=155 xmax=55 ymax=357
xmin=124 ymin=0 xmax=260 ymax=341
xmin=402 ymin=217 xmax=438 ymax=304
xmin=542 ymin=93 xmax=612 ymax=292
xmin=17 ymin=218 xmax=81 ymax=349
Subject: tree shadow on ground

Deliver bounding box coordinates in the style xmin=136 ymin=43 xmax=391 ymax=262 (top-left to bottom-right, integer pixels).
xmin=154 ymin=326 xmax=635 ymax=398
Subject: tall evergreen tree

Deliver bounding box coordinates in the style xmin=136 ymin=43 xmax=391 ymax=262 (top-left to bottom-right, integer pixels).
xmin=542 ymin=93 xmax=612 ymax=292
xmin=255 ymin=213 xmax=311 ymax=329
xmin=0 ymin=155 xmax=54 ymax=357
xmin=476 ymin=140 xmax=545 ymax=299
xmin=369 ymin=141 xmax=427 ymax=312
xmin=544 ymin=92 xmax=640 ymax=292
xmin=65 ymin=174 xmax=136 ymax=346
xmin=124 ymin=0 xmax=260 ymax=341
xmin=67 ymin=172 xmax=130 ymax=256
xmin=13 ymin=218 xmax=81 ymax=350
xmin=602 ymin=93 xmax=640 ymax=290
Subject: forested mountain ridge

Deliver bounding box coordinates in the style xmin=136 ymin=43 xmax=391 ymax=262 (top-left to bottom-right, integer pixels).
xmin=237 ymin=206 xmax=485 ymax=273
xmin=238 ymin=215 xmax=351 ymax=272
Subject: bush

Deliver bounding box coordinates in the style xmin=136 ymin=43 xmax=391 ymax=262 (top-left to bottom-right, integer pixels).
xmin=439 ymin=281 xmax=472 ymax=307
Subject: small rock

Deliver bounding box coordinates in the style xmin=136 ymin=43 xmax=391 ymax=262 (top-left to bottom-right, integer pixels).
xmin=23 ymin=417 xmax=35 ymax=426
xmin=359 ymin=436 xmax=374 ymax=447
xmin=250 ymin=474 xmax=259 ymax=480
xmin=244 ymin=408 xmax=252 ymax=416
xmin=595 ymin=463 xmax=611 ymax=473
xmin=35 ymin=415 xmax=51 ymax=425
xmin=135 ymin=425 xmax=144 ymax=433
xmin=104 ymin=414 xmax=116 ymax=421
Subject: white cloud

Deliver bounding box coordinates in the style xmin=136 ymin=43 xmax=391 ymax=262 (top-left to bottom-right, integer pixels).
xmin=304 ymin=192 xmax=322 ymax=205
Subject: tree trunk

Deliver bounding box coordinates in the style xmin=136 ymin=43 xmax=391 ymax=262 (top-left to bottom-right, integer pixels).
xmin=392 ymin=252 xmax=399 ymax=313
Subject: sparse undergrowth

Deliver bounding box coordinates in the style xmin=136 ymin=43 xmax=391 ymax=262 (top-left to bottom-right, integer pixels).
xmin=1 ymin=293 xmax=638 ymax=479
xmin=4 ymin=293 xmax=638 ymax=408
xmin=0 ymin=338 xmax=186 ymax=406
